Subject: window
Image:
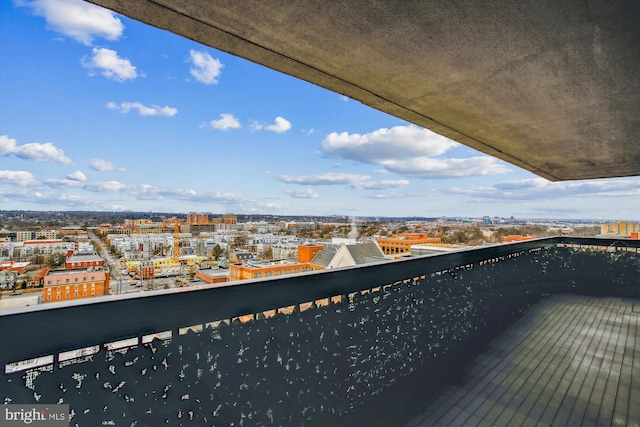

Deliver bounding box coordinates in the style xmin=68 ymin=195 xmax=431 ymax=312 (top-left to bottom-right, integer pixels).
xmin=56 ymin=279 xmax=60 ymax=285
xmin=265 ymin=271 xmax=272 ymax=277
xmin=65 ymin=294 xmax=69 ymax=298
xmin=65 ymin=279 xmax=69 ymax=283
xmin=294 ymin=268 xmax=299 ymax=273
xmin=253 ymin=273 xmax=261 ymax=278
xmin=275 ymin=270 xmax=281 ymax=276
xmin=57 ymin=295 xmax=60 ymax=300
xmin=47 ymin=280 xmax=51 ymax=285
xmin=83 ymin=291 xmax=86 ymax=296
xmin=75 ymin=278 xmax=78 ymax=282
xmin=284 ymin=269 xmax=290 ymax=274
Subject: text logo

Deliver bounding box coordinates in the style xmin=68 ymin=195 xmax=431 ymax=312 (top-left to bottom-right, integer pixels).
xmin=1 ymin=405 xmax=68 ymax=427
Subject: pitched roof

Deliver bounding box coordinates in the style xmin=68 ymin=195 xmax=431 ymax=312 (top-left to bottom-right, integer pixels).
xmin=309 ymin=249 xmax=336 ymax=268
xmin=345 ymin=243 xmax=386 ymax=264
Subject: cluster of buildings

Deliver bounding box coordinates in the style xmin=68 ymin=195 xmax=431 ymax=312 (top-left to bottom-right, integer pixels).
xmin=42 ymin=252 xmax=109 ymax=303
xmin=600 ymin=221 xmax=640 ymax=239
xmin=4 ymin=214 xmax=636 ymax=307
xmin=1 ymin=250 xmax=110 ymax=304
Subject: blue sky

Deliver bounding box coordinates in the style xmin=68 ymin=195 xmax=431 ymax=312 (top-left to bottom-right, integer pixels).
xmin=1 ymin=0 xmax=638 ymax=220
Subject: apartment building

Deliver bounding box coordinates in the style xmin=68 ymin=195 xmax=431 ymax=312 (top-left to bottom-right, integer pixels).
xmin=376 ymin=233 xmax=442 ymax=255
xmin=43 ymin=269 xmax=109 ymax=303
xmin=65 ymin=252 xmax=105 ymax=270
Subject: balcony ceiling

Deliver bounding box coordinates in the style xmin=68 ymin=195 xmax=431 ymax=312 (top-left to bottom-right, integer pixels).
xmin=87 ymin=0 xmax=640 ymax=181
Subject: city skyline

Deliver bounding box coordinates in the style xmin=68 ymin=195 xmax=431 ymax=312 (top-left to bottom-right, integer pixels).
xmin=1 ymin=0 xmax=638 ymax=220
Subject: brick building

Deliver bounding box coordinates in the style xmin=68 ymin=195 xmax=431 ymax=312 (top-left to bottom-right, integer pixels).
xmin=43 ymin=269 xmax=109 ymax=303
xmin=376 ymin=233 xmax=442 ymax=255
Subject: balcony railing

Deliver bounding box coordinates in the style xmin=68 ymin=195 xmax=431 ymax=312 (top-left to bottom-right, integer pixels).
xmin=1 ymin=237 xmax=638 ymax=426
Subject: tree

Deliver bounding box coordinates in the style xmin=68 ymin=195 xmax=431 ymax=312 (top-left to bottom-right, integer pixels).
xmin=232 ymin=233 xmax=249 ymax=250
xmin=212 ymin=244 xmax=223 ymax=260
xmin=262 ymin=246 xmax=274 ymax=260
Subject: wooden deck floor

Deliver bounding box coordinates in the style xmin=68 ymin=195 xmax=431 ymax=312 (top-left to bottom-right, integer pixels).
xmin=406 ymin=294 xmax=640 ymax=427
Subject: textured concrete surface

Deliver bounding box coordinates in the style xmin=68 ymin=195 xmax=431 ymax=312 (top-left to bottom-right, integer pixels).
xmin=86 ymin=1 xmax=640 ymax=181
xmin=406 ymin=294 xmax=640 ymax=427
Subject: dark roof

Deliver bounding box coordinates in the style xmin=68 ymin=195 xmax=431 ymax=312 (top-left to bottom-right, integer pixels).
xmin=309 ymin=249 xmax=336 ymax=268
xmin=345 ymin=243 xmax=386 ymax=265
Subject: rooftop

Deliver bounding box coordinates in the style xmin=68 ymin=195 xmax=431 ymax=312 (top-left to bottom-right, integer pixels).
xmin=46 ymin=268 xmax=106 ymax=276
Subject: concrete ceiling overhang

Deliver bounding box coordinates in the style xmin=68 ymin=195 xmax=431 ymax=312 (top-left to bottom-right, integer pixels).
xmin=87 ymin=0 xmax=640 ymax=181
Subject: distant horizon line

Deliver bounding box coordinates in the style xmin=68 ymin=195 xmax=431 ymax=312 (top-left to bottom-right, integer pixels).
xmin=0 ymin=209 xmax=636 ymax=223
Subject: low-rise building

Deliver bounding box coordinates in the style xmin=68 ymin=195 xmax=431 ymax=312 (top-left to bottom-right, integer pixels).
xmin=65 ymin=252 xmax=105 ymax=270
xmin=376 ymin=233 xmax=442 ymax=255
xmin=195 ymin=268 xmax=229 ymax=284
xmin=600 ymin=221 xmax=640 ymax=237
xmin=229 ymin=259 xmax=322 ymax=281
xmin=43 ymin=268 xmax=109 ymax=303
xmin=500 ymin=235 xmax=537 ymax=243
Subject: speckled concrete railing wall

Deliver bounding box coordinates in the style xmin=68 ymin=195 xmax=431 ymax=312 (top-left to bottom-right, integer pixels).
xmin=1 ymin=238 xmax=638 ymax=426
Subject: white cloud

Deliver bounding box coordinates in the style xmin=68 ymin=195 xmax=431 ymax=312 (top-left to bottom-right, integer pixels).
xmin=131 ymin=184 xmax=248 ymax=203
xmin=0 ymin=135 xmax=72 ymax=164
xmin=252 ymin=117 xmax=292 ymax=133
xmin=45 ymin=178 xmax=127 ymax=192
xmin=321 ymin=125 xmax=514 ymax=178
xmin=447 ymin=177 xmax=640 ymax=201
xmin=90 ymin=158 xmax=124 ymax=171
xmin=203 ymin=113 xmax=241 ymax=130
xmin=16 ymin=0 xmax=124 ymax=45
xmin=107 ymin=101 xmax=177 ymax=117
xmin=381 ymin=156 xmax=511 ymax=178
xmin=284 ymin=188 xmax=319 ymax=199
xmin=278 ymin=172 xmax=409 ymax=190
xmin=353 ymin=180 xmax=410 ymax=190
xmin=339 ymin=95 xmax=349 ymax=102
xmin=0 ymin=187 xmax=99 ymax=207
xmin=266 ymin=117 xmax=292 ymax=133
xmin=82 ymin=48 xmax=137 ymax=81
xmin=279 ymin=172 xmax=369 ymax=186
xmin=0 ymin=170 xmax=38 ymax=187
xmin=322 ymin=125 xmax=457 ymax=162
xmin=188 ymin=50 xmax=223 ymax=84
xmin=66 ymin=170 xmax=86 ymax=181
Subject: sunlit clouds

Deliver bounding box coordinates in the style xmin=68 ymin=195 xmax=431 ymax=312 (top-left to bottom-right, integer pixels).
xmin=0 ymin=135 xmax=72 ymax=165
xmin=284 ymin=188 xmax=319 ymax=199
xmin=89 ymin=159 xmax=125 ymax=172
xmin=83 ymin=48 xmax=138 ymax=81
xmin=0 ymin=170 xmax=38 ymax=187
xmin=251 ymin=117 xmax=292 ymax=133
xmin=279 ymin=173 xmax=409 ymax=190
xmin=321 ymin=125 xmax=510 ymax=178
xmin=15 ymin=0 xmax=124 ymax=45
xmin=202 ymin=113 xmax=241 ymax=130
xmin=106 ymin=101 xmax=177 ymax=116
xmin=189 ymin=50 xmax=224 ymax=84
